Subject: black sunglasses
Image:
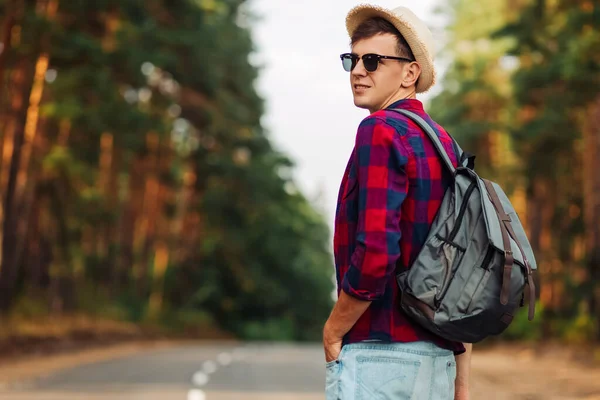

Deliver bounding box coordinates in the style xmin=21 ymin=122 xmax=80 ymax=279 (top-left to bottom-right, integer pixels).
xmin=340 ymin=53 xmax=414 ymax=72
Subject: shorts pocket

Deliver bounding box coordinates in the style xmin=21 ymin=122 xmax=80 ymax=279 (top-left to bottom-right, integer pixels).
xmin=356 ymin=356 xmax=420 ymax=400
xmin=325 ymin=361 xmax=341 ymax=400
xmin=325 ymin=347 xmax=346 ymax=400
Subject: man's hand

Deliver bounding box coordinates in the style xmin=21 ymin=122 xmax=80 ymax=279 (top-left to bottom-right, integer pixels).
xmin=322 ymin=291 xmax=372 ymax=363
xmin=323 ymin=323 xmax=343 ymax=362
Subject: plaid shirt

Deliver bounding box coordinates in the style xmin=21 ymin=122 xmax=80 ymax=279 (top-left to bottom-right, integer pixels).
xmin=333 ymin=99 xmax=465 ymax=354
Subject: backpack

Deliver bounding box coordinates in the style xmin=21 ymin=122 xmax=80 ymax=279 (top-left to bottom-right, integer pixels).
xmin=391 ymin=109 xmax=538 ymax=344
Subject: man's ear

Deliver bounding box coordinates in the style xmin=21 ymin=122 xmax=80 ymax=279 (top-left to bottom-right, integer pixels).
xmin=401 ymin=62 xmax=422 ymax=88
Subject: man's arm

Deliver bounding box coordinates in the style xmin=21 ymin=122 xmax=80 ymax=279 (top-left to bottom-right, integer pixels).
xmin=323 ymin=291 xmax=371 ymax=362
xmin=324 ymin=117 xmax=408 ymax=361
xmin=455 ymin=343 xmax=472 ymax=400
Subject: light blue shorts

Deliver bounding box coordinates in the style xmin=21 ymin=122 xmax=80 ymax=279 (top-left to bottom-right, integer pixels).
xmin=325 ymin=341 xmax=457 ymax=400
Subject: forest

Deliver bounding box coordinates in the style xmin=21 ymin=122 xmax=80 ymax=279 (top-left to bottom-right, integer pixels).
xmin=0 ymin=0 xmax=334 ymax=343
xmin=431 ymin=0 xmax=600 ymax=342
xmin=0 ymin=0 xmax=599 ymax=346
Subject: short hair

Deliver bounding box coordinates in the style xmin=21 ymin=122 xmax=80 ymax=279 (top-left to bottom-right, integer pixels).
xmin=350 ymin=17 xmax=415 ymax=60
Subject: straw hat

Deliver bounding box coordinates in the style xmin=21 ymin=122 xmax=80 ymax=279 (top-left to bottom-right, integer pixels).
xmin=346 ymin=4 xmax=436 ymax=93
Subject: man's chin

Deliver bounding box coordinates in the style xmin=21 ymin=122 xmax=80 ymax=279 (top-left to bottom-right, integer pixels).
xmin=353 ymin=98 xmax=372 ymax=110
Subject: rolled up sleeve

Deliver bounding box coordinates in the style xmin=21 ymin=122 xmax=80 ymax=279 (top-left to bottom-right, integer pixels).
xmin=341 ymin=116 xmax=409 ymax=301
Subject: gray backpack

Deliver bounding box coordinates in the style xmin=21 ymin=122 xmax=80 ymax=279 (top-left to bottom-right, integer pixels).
xmin=392 ymin=109 xmax=537 ymax=344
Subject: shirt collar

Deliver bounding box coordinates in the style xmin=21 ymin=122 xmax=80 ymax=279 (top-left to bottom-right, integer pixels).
xmin=385 ymin=98 xmax=424 ymax=112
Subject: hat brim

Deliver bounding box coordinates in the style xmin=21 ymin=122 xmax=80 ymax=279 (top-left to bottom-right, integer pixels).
xmin=345 ymin=5 xmax=435 ymax=93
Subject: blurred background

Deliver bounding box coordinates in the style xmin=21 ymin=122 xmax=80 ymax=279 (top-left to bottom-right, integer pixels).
xmin=0 ymin=0 xmax=599 ymax=399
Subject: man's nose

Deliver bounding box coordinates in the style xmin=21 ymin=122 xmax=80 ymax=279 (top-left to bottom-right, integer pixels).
xmin=351 ymin=58 xmax=368 ymax=77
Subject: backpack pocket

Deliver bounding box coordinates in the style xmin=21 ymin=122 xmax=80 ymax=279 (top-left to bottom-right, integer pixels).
xmin=405 ymin=234 xmax=465 ymax=310
xmin=453 ymin=246 xmax=495 ymax=316
xmin=434 ymin=238 xmax=465 ymax=307
xmin=466 ymin=268 xmax=493 ymax=314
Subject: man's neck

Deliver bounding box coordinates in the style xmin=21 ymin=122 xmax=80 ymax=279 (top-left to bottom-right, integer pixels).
xmin=370 ymin=90 xmax=418 ymax=114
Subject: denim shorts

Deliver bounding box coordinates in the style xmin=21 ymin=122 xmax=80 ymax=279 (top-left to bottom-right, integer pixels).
xmin=325 ymin=341 xmax=457 ymax=400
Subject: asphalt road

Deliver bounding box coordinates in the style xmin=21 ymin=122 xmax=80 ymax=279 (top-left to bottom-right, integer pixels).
xmin=0 ymin=343 xmax=327 ymax=400
xmin=5 ymin=341 xmax=600 ymax=399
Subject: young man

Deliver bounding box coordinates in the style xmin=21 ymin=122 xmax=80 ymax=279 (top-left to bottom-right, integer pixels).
xmin=323 ymin=5 xmax=472 ymax=400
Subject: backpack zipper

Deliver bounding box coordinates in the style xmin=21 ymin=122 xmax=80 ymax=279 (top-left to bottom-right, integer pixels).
xmin=480 ymin=246 xmax=495 ymax=270
xmin=448 ymin=181 xmax=478 ymax=242
xmin=433 ymin=181 xmax=478 ymax=309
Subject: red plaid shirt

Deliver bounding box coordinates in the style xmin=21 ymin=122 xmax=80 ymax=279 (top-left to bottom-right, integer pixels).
xmin=333 ymin=99 xmax=465 ymax=354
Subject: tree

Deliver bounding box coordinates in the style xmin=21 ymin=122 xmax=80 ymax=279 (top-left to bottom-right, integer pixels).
xmin=0 ymin=0 xmax=334 ymax=341
xmin=432 ymin=0 xmax=600 ymax=340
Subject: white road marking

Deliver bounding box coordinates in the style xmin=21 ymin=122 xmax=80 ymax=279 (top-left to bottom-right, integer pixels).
xmin=217 ymin=352 xmax=233 ymax=366
xmin=187 ymin=389 xmax=206 ymax=400
xmin=191 ymin=351 xmax=241 ymax=392
xmin=192 ymin=371 xmax=209 ymax=386
xmin=203 ymin=360 xmax=218 ymax=374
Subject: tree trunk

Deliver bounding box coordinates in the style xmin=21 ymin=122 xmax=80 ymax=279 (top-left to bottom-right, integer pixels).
xmin=96 ymin=132 xmax=113 ymax=263
xmin=147 ymin=240 xmax=169 ymax=318
xmin=0 ymin=56 xmax=37 ymax=312
xmin=582 ymin=95 xmax=600 ymax=338
xmin=0 ymin=0 xmax=58 ymax=312
xmin=528 ymin=178 xmax=555 ymax=335
xmin=0 ymin=0 xmax=23 ymax=284
xmin=25 ymin=186 xmax=45 ymax=287
xmin=47 ymin=178 xmax=74 ymax=312
xmin=0 ymin=0 xmax=19 ymax=102
xmin=133 ymin=132 xmax=160 ymax=297
xmin=171 ymin=161 xmax=196 ymax=264
xmin=114 ymin=155 xmax=144 ymax=292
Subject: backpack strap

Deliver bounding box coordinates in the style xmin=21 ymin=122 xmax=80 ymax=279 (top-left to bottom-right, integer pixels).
xmin=483 ymin=178 xmax=536 ymax=321
xmin=390 ymin=109 xmax=475 ymax=172
xmin=451 ymin=137 xmax=476 ymax=170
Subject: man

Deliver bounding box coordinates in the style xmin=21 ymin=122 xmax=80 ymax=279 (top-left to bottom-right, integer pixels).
xmin=323 ymin=4 xmax=472 ymax=400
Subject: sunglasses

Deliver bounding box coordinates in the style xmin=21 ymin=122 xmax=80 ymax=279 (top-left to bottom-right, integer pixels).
xmin=340 ymin=53 xmax=414 ymax=72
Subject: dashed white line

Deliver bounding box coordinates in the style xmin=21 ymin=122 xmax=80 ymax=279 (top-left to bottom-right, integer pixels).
xmin=217 ymin=352 xmax=232 ymax=366
xmin=187 ymin=389 xmax=206 ymax=400
xmin=191 ymin=371 xmax=209 ymax=386
xmin=190 ymin=349 xmax=243 ymax=397
xmin=203 ymin=360 xmax=218 ymax=374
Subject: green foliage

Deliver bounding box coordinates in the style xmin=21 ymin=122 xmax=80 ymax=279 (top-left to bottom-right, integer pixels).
xmin=153 ymin=308 xmax=215 ymax=335
xmin=76 ymin=284 xmax=131 ymax=322
xmin=9 ymin=295 xmax=49 ymax=319
xmin=432 ymin=0 xmax=600 ymax=343
xmin=1 ymin=0 xmax=334 ymax=341
xmin=242 ymin=318 xmax=296 ymax=342
xmin=502 ymin=301 xmax=545 ymax=342
xmin=556 ymin=304 xmax=597 ymax=344
xmin=429 ymin=0 xmax=516 ymax=181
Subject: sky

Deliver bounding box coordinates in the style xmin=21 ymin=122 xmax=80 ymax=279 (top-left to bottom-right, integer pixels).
xmin=248 ymin=0 xmax=450 ymax=230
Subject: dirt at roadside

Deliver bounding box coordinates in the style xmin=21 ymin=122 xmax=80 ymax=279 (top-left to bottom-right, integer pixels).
xmin=0 ymin=314 xmax=233 ymax=364
xmin=470 ymin=343 xmax=600 ymax=399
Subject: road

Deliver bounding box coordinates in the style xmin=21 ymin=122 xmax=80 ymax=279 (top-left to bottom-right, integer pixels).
xmin=2 ymin=342 xmax=600 ymax=400
xmin=0 ymin=343 xmax=326 ymax=400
